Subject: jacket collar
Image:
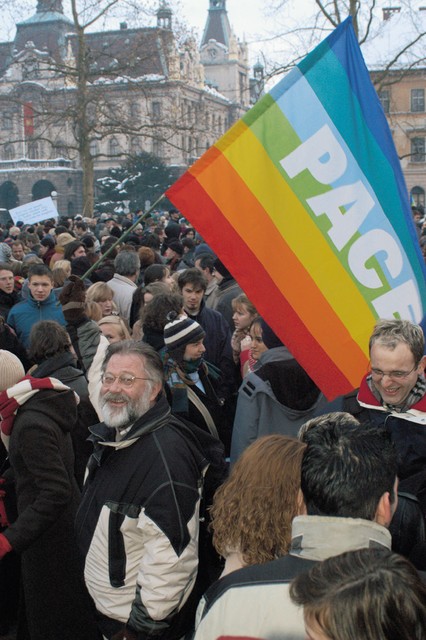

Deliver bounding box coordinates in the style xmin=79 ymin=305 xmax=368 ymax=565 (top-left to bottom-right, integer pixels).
xmin=357 ymin=374 xmax=426 ymax=422
xmin=290 ymin=515 xmax=391 ymax=561
xmin=89 ymin=394 xmax=171 ymax=451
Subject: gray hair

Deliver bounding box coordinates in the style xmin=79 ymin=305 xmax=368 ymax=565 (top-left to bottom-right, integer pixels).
xmin=102 ymin=340 xmax=164 ymax=389
xmin=114 ymin=250 xmax=140 ymax=277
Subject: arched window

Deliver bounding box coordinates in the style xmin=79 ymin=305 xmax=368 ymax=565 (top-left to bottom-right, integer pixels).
xmin=109 ymin=137 xmax=120 ymax=157
xmin=32 ymin=179 xmax=56 ymax=201
xmin=0 ymin=181 xmax=19 ymax=209
xmin=130 ymin=137 xmax=141 ymax=155
xmin=411 ymin=186 xmax=425 ymax=208
xmin=90 ymin=139 xmax=99 ymax=157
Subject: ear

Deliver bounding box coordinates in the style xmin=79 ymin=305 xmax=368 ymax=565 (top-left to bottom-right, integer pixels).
xmin=149 ymin=381 xmax=163 ymax=405
xmin=374 ymin=491 xmax=393 ymax=528
xmin=418 ymin=355 xmax=426 ymax=375
xmin=297 ymin=489 xmax=307 ymax=516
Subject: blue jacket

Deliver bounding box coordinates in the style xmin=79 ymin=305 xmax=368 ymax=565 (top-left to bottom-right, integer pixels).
xmin=7 ymin=291 xmax=66 ymax=349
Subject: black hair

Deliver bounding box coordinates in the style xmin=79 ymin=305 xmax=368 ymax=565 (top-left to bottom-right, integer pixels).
xmin=28 ymin=263 xmax=54 ymax=281
xmin=177 ymin=268 xmax=207 ymax=292
xmin=301 ymin=418 xmax=397 ymax=520
xmin=290 ymin=548 xmax=426 ymax=640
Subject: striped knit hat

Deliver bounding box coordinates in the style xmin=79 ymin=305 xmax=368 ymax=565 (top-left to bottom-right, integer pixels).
xmin=164 ymin=312 xmax=205 ymax=352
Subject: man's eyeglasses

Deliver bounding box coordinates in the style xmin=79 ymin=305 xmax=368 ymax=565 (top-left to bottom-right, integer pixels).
xmin=101 ymin=373 xmax=153 ymax=388
xmin=369 ymin=364 xmax=418 ymax=380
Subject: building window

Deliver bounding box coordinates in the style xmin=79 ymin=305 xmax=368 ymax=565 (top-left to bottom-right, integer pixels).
xmin=411 ymin=137 xmax=425 ymax=163
xmin=3 ymin=144 xmax=14 ymax=160
xmin=411 ymin=186 xmax=425 ymax=208
xmin=53 ymin=140 xmax=67 ymax=158
xmin=129 ymin=102 xmax=140 ymax=119
xmin=27 ymin=141 xmax=39 ymax=159
xmin=89 ymin=139 xmax=98 ymax=157
xmin=109 ymin=137 xmax=120 ymax=157
xmin=152 ymin=138 xmax=163 ymax=157
xmin=2 ymin=112 xmax=12 ymax=130
xmin=379 ymin=90 xmax=390 ymax=114
xmin=130 ymin=137 xmax=141 ymax=155
xmin=152 ymin=101 xmax=161 ymax=120
xmin=411 ymin=89 xmax=425 ymax=113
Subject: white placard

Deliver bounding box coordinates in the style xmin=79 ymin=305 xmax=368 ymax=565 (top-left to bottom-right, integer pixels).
xmin=9 ymin=197 xmax=58 ymax=225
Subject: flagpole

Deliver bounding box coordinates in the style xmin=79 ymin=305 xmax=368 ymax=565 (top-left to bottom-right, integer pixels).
xmin=80 ymin=192 xmax=167 ymax=281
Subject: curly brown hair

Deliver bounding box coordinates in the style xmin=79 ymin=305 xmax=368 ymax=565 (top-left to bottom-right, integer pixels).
xmin=210 ymin=435 xmax=306 ymax=566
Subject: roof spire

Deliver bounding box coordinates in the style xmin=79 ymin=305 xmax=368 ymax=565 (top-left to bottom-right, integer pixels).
xmin=36 ymin=0 xmax=64 ymax=13
xmin=201 ymin=0 xmax=232 ymax=48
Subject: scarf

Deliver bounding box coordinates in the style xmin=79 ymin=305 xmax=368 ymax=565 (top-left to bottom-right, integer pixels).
xmin=366 ymin=373 xmax=426 ymax=413
xmin=163 ymin=352 xmax=221 ymax=413
xmin=0 ymin=376 xmax=71 ymax=451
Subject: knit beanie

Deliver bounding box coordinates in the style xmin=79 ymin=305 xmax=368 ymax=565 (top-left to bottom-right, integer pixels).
xmin=167 ymin=241 xmax=184 ymax=256
xmin=0 ymin=350 xmax=25 ymax=391
xmin=260 ymin=319 xmax=284 ymax=349
xmin=164 ymin=312 xmax=205 ymax=353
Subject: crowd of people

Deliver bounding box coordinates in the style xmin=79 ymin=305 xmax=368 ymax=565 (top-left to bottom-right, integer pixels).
xmin=0 ymin=207 xmax=425 ymax=639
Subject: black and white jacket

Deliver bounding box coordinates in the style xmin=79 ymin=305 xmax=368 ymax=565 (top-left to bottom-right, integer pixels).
xmin=76 ymin=395 xmax=224 ymax=639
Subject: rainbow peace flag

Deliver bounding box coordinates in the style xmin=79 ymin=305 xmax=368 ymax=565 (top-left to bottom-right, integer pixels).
xmin=166 ymin=18 xmax=426 ymax=399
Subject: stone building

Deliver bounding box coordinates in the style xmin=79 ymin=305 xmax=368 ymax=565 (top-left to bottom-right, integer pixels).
xmin=374 ymin=68 xmax=426 ymax=209
xmin=0 ymin=0 xmax=261 ymax=216
xmin=367 ymin=7 xmax=426 ymax=210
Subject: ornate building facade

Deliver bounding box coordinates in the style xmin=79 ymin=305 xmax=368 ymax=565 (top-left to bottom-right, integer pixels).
xmin=0 ymin=0 xmax=262 ymax=215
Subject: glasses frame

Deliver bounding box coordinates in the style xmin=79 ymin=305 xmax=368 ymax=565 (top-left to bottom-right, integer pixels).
xmin=101 ymin=373 xmax=153 ymax=388
xmin=369 ymin=364 xmax=418 ymax=380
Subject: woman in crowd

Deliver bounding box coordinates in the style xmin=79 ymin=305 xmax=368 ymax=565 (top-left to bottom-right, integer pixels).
xmin=98 ymin=314 xmax=131 ymax=344
xmin=248 ymin=316 xmax=268 ymax=364
xmin=143 ymin=263 xmax=175 ymax=288
xmin=138 ymin=290 xmax=183 ymax=349
xmin=86 ymin=281 xmax=116 ymax=317
xmin=28 ymin=320 xmax=98 ymax=488
xmin=290 ymin=548 xmax=426 ymax=640
xmin=231 ymin=294 xmax=258 ymax=377
xmin=210 ymin=435 xmax=306 ymax=576
xmin=163 ymin=311 xmax=225 ymax=441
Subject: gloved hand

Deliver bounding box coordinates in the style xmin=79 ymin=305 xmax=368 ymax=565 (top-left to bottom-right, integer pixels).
xmin=0 ymin=478 xmax=9 ymax=528
xmin=111 ymin=626 xmax=138 ymax=640
xmin=0 ymin=532 xmax=12 ymax=559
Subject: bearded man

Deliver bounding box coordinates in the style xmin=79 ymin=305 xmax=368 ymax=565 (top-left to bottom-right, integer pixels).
xmin=75 ymin=341 xmax=224 ymax=640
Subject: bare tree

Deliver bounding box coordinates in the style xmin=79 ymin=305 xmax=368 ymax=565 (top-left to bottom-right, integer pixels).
xmin=0 ymin=0 xmax=230 ymax=214
xmin=259 ymin=1 xmax=426 ymax=84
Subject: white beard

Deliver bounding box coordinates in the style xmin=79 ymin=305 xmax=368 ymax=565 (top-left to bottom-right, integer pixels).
xmin=100 ymin=388 xmax=153 ymax=430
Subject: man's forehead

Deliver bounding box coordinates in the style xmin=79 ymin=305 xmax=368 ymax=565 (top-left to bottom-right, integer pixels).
xmin=0 ymin=269 xmax=13 ymax=277
xmin=107 ymin=353 xmax=145 ymax=371
xmin=370 ymin=341 xmax=415 ymax=361
xmin=183 ymin=284 xmax=203 ymax=293
xmin=29 ymin=275 xmax=52 ymax=284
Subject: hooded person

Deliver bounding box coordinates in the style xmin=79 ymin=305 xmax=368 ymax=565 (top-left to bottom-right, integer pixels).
xmin=230 ymin=319 xmax=326 ymax=465
xmin=0 ymin=350 xmax=99 ymax=640
xmin=210 ymin=258 xmax=242 ymax=329
xmin=163 ymin=312 xmax=225 ymax=442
